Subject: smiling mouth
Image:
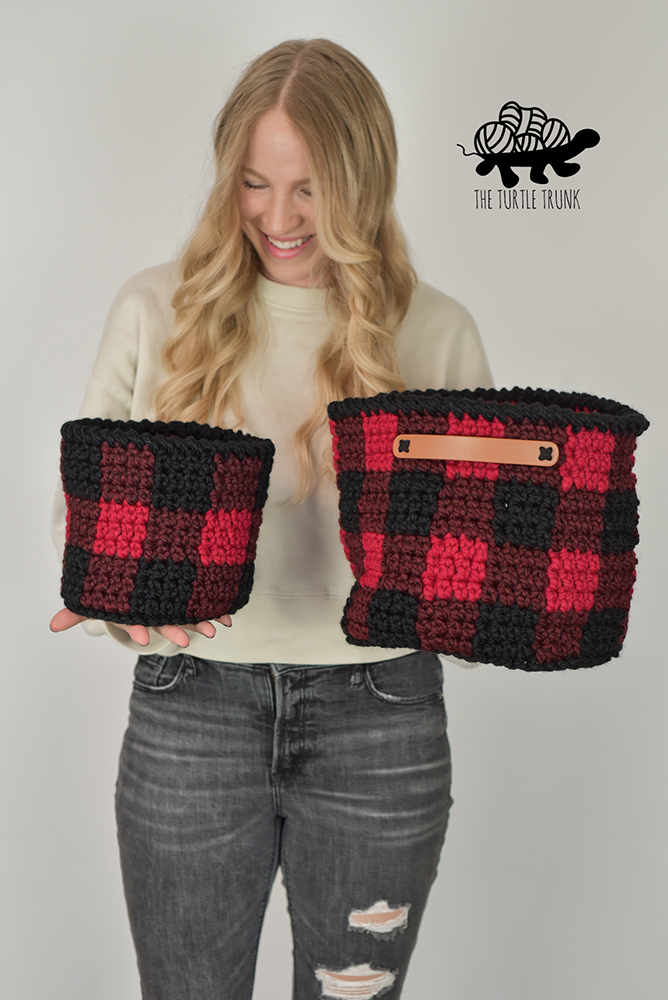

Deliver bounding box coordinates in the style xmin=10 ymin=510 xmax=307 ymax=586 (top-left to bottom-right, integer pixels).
xmin=264 ymin=233 xmax=314 ymax=249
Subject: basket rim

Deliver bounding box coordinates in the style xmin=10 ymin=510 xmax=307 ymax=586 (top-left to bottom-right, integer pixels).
xmin=327 ymin=387 xmax=650 ymax=436
xmin=60 ymin=417 xmax=275 ymax=459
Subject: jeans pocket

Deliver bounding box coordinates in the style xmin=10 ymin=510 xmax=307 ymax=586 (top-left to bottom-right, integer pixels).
xmin=363 ymin=651 xmax=444 ymax=706
xmin=132 ymin=654 xmax=193 ymax=693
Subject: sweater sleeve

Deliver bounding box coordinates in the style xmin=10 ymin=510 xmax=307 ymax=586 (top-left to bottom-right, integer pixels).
xmin=51 ymin=265 xmax=178 ymax=654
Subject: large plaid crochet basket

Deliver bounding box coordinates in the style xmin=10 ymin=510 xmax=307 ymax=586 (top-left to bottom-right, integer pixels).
xmin=60 ymin=418 xmax=274 ymax=625
xmin=328 ymin=387 xmax=649 ymax=670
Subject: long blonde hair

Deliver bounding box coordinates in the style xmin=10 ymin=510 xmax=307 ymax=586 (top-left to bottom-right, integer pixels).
xmin=153 ymin=38 xmax=416 ymax=501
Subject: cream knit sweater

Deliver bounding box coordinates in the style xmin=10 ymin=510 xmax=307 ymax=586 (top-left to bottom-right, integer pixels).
xmin=52 ymin=263 xmax=493 ymax=663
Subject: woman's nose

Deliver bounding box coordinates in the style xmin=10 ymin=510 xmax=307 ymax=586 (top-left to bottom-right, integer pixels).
xmin=263 ymin=193 xmax=298 ymax=235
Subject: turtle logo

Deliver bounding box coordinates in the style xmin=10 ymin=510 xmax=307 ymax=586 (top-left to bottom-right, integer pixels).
xmin=459 ymin=101 xmax=600 ymax=188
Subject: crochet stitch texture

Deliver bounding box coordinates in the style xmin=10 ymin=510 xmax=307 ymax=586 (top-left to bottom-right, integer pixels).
xmin=328 ymin=388 xmax=649 ymax=670
xmin=60 ymin=418 xmax=274 ymax=625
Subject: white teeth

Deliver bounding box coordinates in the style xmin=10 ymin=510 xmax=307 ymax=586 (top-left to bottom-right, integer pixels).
xmin=266 ymin=234 xmax=311 ymax=249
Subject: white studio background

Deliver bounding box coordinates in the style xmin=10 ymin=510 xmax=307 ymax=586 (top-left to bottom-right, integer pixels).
xmin=1 ymin=2 xmax=666 ymax=999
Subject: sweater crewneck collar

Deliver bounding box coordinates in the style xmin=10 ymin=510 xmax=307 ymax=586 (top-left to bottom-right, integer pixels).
xmin=254 ymin=273 xmax=328 ymax=311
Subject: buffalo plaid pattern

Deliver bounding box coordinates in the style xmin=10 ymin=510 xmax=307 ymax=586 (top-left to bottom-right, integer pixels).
xmin=60 ymin=418 xmax=274 ymax=625
xmin=328 ymin=388 xmax=649 ymax=671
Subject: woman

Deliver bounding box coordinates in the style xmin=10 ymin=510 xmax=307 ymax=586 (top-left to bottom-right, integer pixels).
xmin=52 ymin=38 xmax=492 ymax=999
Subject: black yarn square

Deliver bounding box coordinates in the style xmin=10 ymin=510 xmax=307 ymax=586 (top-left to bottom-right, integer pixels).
xmin=600 ymin=490 xmax=639 ymax=554
xmin=472 ymin=602 xmax=540 ymax=668
xmin=337 ymin=471 xmax=365 ymax=533
xmin=578 ymin=608 xmax=628 ymax=665
xmin=151 ymin=447 xmax=217 ymax=513
xmin=129 ymin=557 xmax=198 ymax=623
xmin=367 ymin=589 xmax=420 ymax=648
xmin=61 ymin=438 xmax=102 ymax=501
xmin=385 ymin=471 xmax=443 ymax=536
xmin=492 ymin=480 xmax=559 ymax=551
xmin=60 ymin=544 xmax=90 ymax=609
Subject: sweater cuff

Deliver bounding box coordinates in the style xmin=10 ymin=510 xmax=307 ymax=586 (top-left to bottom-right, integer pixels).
xmin=104 ymin=623 xmax=178 ymax=657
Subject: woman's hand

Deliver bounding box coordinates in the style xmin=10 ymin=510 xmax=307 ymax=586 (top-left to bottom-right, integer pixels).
xmin=49 ymin=607 xmax=232 ymax=647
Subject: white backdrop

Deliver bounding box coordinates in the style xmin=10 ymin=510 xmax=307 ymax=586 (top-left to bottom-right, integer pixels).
xmin=1 ymin=2 xmax=666 ymax=998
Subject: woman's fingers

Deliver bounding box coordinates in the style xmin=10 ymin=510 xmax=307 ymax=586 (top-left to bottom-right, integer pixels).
xmin=50 ymin=608 xmax=88 ymax=632
xmin=50 ymin=610 xmax=231 ymax=646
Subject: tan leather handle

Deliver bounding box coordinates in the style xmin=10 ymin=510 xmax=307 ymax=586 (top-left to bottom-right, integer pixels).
xmin=392 ymin=434 xmax=559 ymax=466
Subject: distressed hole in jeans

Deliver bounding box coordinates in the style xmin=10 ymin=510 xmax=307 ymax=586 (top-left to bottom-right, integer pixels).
xmin=315 ymin=964 xmax=397 ymax=999
xmin=348 ymin=900 xmax=410 ymax=940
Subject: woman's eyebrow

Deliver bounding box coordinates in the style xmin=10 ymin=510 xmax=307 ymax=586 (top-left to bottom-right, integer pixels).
xmin=242 ymin=165 xmax=311 ymax=185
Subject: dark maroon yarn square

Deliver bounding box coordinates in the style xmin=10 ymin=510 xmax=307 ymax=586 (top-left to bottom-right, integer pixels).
xmin=209 ymin=454 xmax=262 ymax=512
xmin=380 ymin=534 xmax=432 ymax=598
xmin=342 ymin=583 xmax=373 ymax=644
xmin=341 ymin=530 xmax=365 ymax=581
xmin=358 ymin=472 xmax=392 ymax=534
xmin=143 ymin=507 xmax=206 ymax=564
xmin=481 ymin=542 xmax=550 ymax=611
xmin=594 ymin=551 xmax=637 ymax=612
xmin=551 ymin=489 xmax=605 ymax=553
xmin=65 ymin=496 xmax=101 ymax=552
xmin=431 ymin=476 xmax=496 ymax=542
xmin=533 ymin=610 xmax=588 ymax=666
xmin=99 ymin=442 xmax=154 ymax=505
xmin=607 ymin=434 xmax=638 ymax=491
xmin=187 ymin=563 xmax=245 ymax=620
xmin=80 ymin=553 xmax=140 ymax=616
xmin=333 ymin=415 xmax=367 ymax=473
xmin=416 ymin=598 xmax=480 ymax=657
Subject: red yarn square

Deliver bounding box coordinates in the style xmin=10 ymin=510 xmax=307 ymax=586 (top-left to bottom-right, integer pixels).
xmin=534 ymin=611 xmax=588 ymax=664
xmin=198 ymin=508 xmax=252 ymax=567
xmin=422 ymin=533 xmax=489 ymax=602
xmin=143 ymin=507 xmax=206 ymax=564
xmin=559 ymin=427 xmax=615 ymax=493
xmin=362 ymin=412 xmax=398 ymax=472
xmin=93 ymin=499 xmax=150 ymax=559
xmin=545 ymin=548 xmax=600 ymax=613
xmin=100 ymin=442 xmax=154 ymax=505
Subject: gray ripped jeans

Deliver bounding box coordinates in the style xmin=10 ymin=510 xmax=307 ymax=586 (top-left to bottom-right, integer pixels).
xmin=115 ymin=650 xmax=452 ymax=999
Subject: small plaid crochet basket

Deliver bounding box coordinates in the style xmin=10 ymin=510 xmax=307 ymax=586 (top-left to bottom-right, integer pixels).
xmin=328 ymin=387 xmax=649 ymax=671
xmin=60 ymin=418 xmax=274 ymax=625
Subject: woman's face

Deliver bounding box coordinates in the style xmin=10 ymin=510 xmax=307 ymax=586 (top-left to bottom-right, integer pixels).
xmin=238 ymin=108 xmax=325 ymax=288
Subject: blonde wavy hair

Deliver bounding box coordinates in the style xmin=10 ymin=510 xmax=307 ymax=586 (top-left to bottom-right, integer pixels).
xmin=153 ymin=38 xmax=417 ymax=501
